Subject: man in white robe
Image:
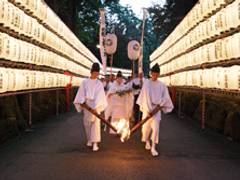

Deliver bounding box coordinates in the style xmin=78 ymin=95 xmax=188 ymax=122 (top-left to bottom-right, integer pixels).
xmin=73 ymin=63 xmax=107 ymax=151
xmin=107 ymin=71 xmax=130 ymax=134
xmin=137 ymin=63 xmax=174 ymax=156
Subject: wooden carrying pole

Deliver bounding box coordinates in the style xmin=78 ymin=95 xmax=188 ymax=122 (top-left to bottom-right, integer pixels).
xmin=80 ymin=103 xmax=117 ymax=132
xmin=130 ymin=105 xmax=162 ymax=134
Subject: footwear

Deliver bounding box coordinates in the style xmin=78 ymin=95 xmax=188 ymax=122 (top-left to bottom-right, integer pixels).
xmin=93 ymin=143 xmax=99 ymax=151
xmin=87 ymin=141 xmax=92 ymax=147
xmin=145 ymin=141 xmax=151 ymax=150
xmin=151 ymin=148 xmax=159 ymax=157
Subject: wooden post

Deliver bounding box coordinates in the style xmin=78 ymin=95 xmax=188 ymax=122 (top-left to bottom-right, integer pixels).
xmin=110 ymin=54 xmax=113 ymax=75
xmin=178 ymin=91 xmax=182 ymax=118
xmin=29 ymin=93 xmax=32 ymax=127
xmin=201 ymin=93 xmax=206 ymax=130
xmin=26 ymin=93 xmax=33 ymax=132
xmin=132 ymin=60 xmax=135 ymax=78
xmin=56 ymin=90 xmax=59 ymax=116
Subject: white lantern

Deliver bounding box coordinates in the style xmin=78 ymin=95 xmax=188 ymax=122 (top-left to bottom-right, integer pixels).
xmin=6 ymin=68 xmax=17 ymax=91
xmin=186 ymin=71 xmax=192 ymax=86
xmin=206 ymin=42 xmax=215 ymax=62
xmin=0 ymin=67 xmax=8 ymax=93
xmin=212 ymin=67 xmax=225 ymax=89
xmin=229 ymin=66 xmax=240 ymax=90
xmin=230 ymin=32 xmax=240 ymax=59
xmin=0 ymin=32 xmax=5 ymax=59
xmin=105 ymin=33 xmax=117 ymax=55
xmin=202 ymin=68 xmax=211 ymax=88
xmin=214 ymin=39 xmax=224 ymax=62
xmin=226 ymin=0 xmax=240 ymax=30
xmin=127 ymin=40 xmax=141 ymax=60
xmin=30 ymin=71 xmax=36 ymax=89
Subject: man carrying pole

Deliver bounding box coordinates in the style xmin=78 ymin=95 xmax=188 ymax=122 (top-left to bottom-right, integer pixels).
xmin=136 ymin=63 xmax=174 ymax=156
xmin=73 ymin=63 xmax=108 ymax=152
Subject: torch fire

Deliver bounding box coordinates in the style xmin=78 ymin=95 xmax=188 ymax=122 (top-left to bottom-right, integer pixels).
xmin=112 ymin=119 xmax=130 ymax=142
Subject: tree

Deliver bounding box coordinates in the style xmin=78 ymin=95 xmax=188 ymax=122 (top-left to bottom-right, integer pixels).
xmin=148 ymin=0 xmax=198 ymax=45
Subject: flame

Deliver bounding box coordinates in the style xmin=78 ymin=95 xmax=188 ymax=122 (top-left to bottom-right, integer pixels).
xmin=112 ymin=119 xmax=130 ymax=142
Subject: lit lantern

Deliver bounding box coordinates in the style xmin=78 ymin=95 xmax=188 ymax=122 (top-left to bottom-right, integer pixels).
xmin=4 ymin=34 xmax=10 ymax=60
xmin=127 ymin=40 xmax=141 ymax=60
xmin=186 ymin=71 xmax=192 ymax=86
xmin=226 ymin=0 xmax=240 ymax=30
xmin=229 ymin=65 xmax=240 ymax=90
xmin=105 ymin=33 xmax=117 ymax=55
xmin=0 ymin=0 xmax=7 ymax=26
xmin=18 ymin=10 xmax=24 ymax=35
xmin=30 ymin=71 xmax=36 ymax=89
xmin=230 ymin=32 xmax=240 ymax=59
xmin=12 ymin=7 xmax=20 ymax=32
xmin=0 ymin=67 xmax=8 ymax=93
xmin=191 ymin=70 xmax=200 ymax=87
xmin=12 ymin=38 xmax=19 ymax=62
xmin=15 ymin=70 xmax=25 ymax=91
xmin=214 ymin=39 xmax=224 ymax=62
xmin=6 ymin=68 xmax=17 ymax=91
xmin=212 ymin=67 xmax=225 ymax=89
xmin=202 ymin=68 xmax=211 ymax=88
xmin=0 ymin=32 xmax=4 ymax=59
xmin=205 ymin=42 xmax=215 ymax=62
xmin=215 ymin=9 xmax=226 ymax=35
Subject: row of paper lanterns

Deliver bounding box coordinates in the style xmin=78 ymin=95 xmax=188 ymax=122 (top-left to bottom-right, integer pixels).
xmin=160 ymin=32 xmax=240 ymax=75
xmin=151 ymin=0 xmax=239 ymax=63
xmin=0 ymin=67 xmax=84 ymax=93
xmin=7 ymin=0 xmax=98 ymax=63
xmin=159 ymin=65 xmax=240 ymax=90
xmin=0 ymin=0 xmax=95 ymax=69
xmin=0 ymin=32 xmax=90 ymax=77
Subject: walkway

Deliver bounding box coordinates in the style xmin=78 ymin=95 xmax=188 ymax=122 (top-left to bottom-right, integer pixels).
xmin=0 ymin=112 xmax=240 ymax=180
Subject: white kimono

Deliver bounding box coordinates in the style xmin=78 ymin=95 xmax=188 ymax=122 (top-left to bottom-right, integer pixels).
xmin=73 ymin=78 xmax=107 ymax=143
xmin=137 ymin=79 xmax=173 ymax=144
xmin=106 ymin=81 xmax=131 ymax=133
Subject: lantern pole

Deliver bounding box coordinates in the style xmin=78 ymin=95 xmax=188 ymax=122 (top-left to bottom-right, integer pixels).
xmin=138 ymin=8 xmax=148 ymax=74
xmin=132 ymin=60 xmax=135 ymax=78
xmin=110 ymin=54 xmax=113 ymax=75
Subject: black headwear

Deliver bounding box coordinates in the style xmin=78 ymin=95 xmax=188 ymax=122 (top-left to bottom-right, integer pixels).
xmin=116 ymin=71 xmax=123 ymax=78
xmin=151 ymin=63 xmax=160 ymax=73
xmin=91 ymin=63 xmax=100 ymax=73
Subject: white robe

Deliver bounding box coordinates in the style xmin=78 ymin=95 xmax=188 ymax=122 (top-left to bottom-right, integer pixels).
xmin=73 ymin=78 xmax=107 ymax=143
xmin=137 ymin=79 xmax=173 ymax=144
xmin=106 ymin=81 xmax=131 ymax=133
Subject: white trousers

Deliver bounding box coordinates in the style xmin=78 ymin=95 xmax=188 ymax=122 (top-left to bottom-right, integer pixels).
xmin=83 ymin=109 xmax=101 ymax=143
xmin=141 ymin=118 xmax=160 ymax=144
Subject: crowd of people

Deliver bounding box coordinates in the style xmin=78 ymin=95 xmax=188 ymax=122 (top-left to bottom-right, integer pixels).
xmin=73 ymin=62 xmax=174 ymax=157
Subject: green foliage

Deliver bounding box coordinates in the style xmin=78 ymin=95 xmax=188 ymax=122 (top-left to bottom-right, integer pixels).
xmin=148 ymin=0 xmax=198 ymax=45
xmin=44 ymin=0 xmax=197 ymax=74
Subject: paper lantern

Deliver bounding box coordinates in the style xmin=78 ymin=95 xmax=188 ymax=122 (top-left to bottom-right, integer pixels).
xmin=206 ymin=42 xmax=215 ymax=62
xmin=229 ymin=66 xmax=240 ymax=90
xmin=6 ymin=68 xmax=17 ymax=91
xmin=186 ymin=71 xmax=192 ymax=86
xmin=105 ymin=33 xmax=117 ymax=55
xmin=202 ymin=68 xmax=212 ymax=88
xmin=0 ymin=32 xmax=4 ymax=59
xmin=31 ymin=71 xmax=37 ymax=89
xmin=0 ymin=67 xmax=8 ymax=93
xmin=212 ymin=67 xmax=225 ymax=89
xmin=0 ymin=0 xmax=8 ymax=27
xmin=230 ymin=32 xmax=240 ymax=59
xmin=127 ymin=40 xmax=141 ymax=60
